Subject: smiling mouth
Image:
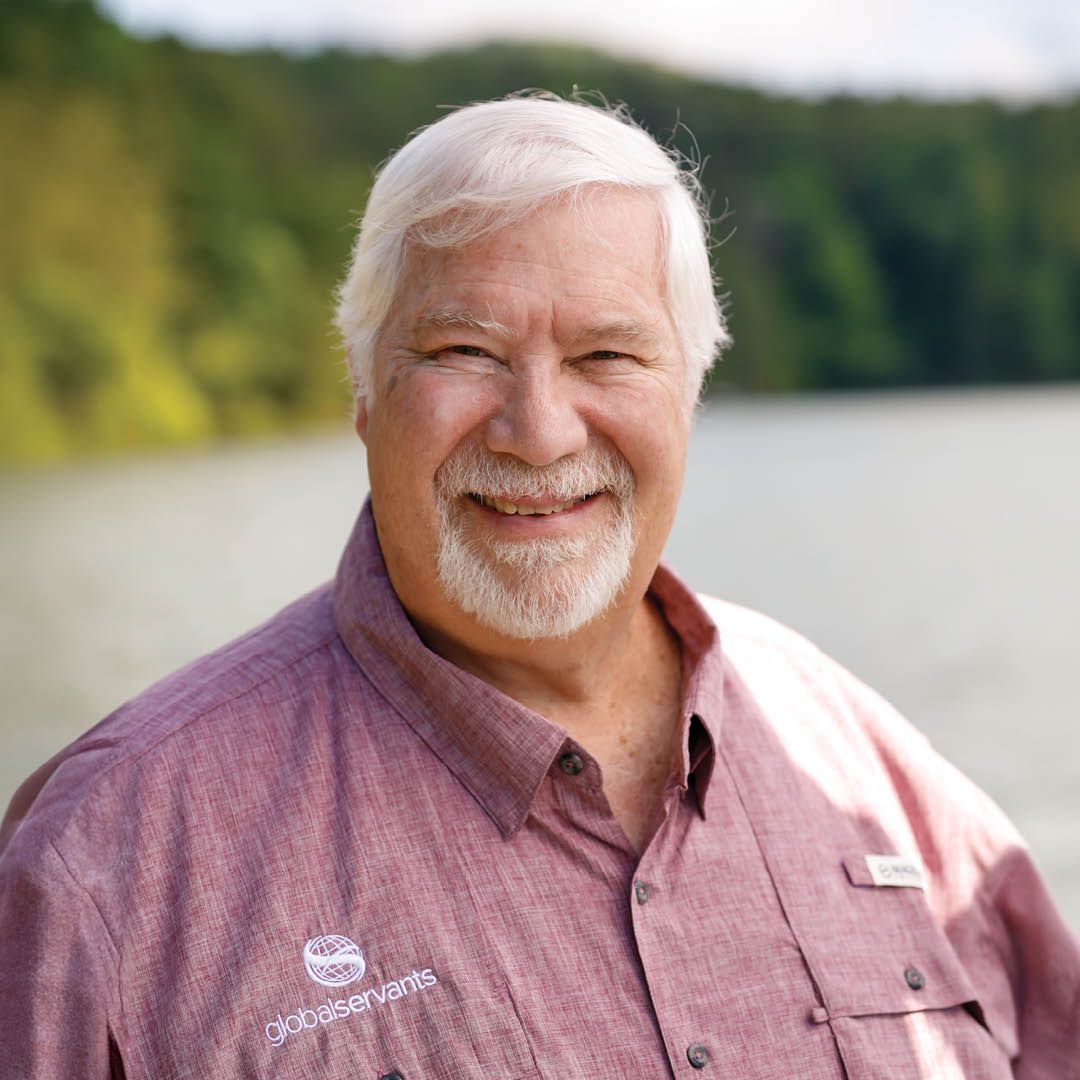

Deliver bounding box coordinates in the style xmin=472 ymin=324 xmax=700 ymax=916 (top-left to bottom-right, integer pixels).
xmin=468 ymin=492 xmax=598 ymax=516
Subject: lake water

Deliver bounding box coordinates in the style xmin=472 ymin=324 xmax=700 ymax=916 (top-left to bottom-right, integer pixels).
xmin=1 ymin=387 xmax=1077 ymax=932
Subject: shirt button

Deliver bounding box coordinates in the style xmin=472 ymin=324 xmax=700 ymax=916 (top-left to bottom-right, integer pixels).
xmin=379 ymin=1073 xmax=404 ymax=1080
xmin=905 ymin=966 xmax=926 ymax=990
xmin=687 ymin=1043 xmax=710 ymax=1069
xmin=634 ymin=880 xmax=650 ymax=904
xmin=559 ymin=752 xmax=585 ymax=775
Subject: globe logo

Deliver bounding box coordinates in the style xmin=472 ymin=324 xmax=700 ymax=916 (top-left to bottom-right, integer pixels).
xmin=302 ymin=935 xmax=366 ymax=988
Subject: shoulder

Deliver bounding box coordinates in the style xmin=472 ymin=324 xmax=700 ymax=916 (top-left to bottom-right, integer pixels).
xmin=695 ymin=591 xmax=1024 ymax=858
xmin=0 ymin=583 xmax=357 ymax=861
xmin=696 ymin=593 xmax=832 ymax=665
xmin=695 ymin=592 xmax=883 ymax=745
xmin=699 ymin=591 xmax=937 ymax=751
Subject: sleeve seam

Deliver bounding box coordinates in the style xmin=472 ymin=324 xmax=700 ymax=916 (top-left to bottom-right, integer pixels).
xmin=45 ymin=837 xmax=128 ymax=1047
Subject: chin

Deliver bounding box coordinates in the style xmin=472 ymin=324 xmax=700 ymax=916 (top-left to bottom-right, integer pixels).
xmin=436 ymin=515 xmax=636 ymax=641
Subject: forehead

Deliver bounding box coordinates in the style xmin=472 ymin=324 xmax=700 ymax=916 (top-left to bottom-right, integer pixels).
xmin=394 ymin=190 xmax=671 ymax=333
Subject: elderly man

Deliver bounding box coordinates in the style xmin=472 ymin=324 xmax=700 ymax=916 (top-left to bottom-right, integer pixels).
xmin=1 ymin=95 xmax=1077 ymax=1079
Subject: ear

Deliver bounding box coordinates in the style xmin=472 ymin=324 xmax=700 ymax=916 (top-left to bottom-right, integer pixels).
xmin=354 ymin=396 xmax=369 ymax=444
xmin=346 ymin=346 xmax=370 ymax=443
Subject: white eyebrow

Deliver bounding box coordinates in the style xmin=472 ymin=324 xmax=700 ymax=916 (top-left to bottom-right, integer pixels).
xmin=415 ymin=308 xmax=518 ymax=340
xmin=572 ymin=319 xmax=664 ymax=352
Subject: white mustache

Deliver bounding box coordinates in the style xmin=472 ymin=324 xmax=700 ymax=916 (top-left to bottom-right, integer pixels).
xmin=434 ymin=444 xmax=634 ymax=503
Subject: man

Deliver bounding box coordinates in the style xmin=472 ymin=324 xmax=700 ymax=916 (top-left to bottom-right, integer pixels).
xmin=0 ymin=94 xmax=1076 ymax=1078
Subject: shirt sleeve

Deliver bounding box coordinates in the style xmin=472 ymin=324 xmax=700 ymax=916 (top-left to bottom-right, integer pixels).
xmin=980 ymin=845 xmax=1080 ymax=1079
xmin=0 ymin=833 xmax=123 ymax=1077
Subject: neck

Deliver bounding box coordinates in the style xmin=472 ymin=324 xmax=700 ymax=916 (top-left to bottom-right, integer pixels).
xmin=420 ymin=592 xmax=625 ymax=696
xmin=413 ymin=581 xmax=686 ymax=854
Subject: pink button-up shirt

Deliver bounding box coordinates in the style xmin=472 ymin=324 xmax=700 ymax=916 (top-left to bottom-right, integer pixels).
xmin=1 ymin=503 xmax=1077 ymax=1078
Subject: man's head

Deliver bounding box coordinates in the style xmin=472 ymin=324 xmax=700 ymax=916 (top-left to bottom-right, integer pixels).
xmin=336 ymin=94 xmax=728 ymax=412
xmin=335 ymin=95 xmax=730 ymax=643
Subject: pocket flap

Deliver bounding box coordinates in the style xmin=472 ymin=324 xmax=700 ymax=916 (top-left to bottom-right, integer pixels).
xmin=800 ymin=856 xmax=982 ymax=1021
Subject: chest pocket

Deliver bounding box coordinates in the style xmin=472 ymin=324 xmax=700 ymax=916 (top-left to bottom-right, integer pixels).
xmin=799 ymin=857 xmax=1012 ymax=1079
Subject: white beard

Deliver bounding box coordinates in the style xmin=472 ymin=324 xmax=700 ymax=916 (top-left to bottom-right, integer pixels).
xmin=433 ymin=444 xmax=636 ymax=640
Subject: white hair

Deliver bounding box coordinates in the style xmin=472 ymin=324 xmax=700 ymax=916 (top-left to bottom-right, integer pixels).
xmin=334 ymin=93 xmax=730 ymax=410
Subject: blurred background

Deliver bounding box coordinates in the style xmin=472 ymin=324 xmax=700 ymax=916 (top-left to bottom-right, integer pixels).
xmin=1 ymin=0 xmax=1077 ymax=929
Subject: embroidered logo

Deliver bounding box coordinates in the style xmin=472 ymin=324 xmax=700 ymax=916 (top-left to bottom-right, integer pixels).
xmin=302 ymin=935 xmax=365 ymax=987
xmin=262 ymin=937 xmax=439 ymax=1048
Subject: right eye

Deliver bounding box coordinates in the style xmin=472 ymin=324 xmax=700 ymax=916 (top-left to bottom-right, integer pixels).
xmin=443 ymin=345 xmax=488 ymax=357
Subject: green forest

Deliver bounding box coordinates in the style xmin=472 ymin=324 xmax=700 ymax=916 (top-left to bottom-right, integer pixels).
xmin=2 ymin=0 xmax=1079 ymax=464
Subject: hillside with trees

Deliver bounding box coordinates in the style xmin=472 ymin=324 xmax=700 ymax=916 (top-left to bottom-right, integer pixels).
xmin=2 ymin=0 xmax=1078 ymax=462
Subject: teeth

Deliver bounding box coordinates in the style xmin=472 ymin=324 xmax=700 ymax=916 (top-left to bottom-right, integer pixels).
xmin=477 ymin=494 xmax=587 ymax=516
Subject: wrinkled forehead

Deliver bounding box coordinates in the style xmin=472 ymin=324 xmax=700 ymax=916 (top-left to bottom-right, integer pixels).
xmin=393 ymin=190 xmax=673 ymax=333
xmin=402 ymin=187 xmax=667 ymax=286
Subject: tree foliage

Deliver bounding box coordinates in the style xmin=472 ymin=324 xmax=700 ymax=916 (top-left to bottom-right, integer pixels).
xmin=2 ymin=0 xmax=1078 ymax=462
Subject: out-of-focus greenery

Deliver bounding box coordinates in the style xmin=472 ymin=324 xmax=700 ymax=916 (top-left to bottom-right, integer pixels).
xmin=3 ymin=0 xmax=1079 ymax=463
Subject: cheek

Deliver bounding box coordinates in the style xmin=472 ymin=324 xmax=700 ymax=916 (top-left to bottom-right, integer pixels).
xmin=614 ymin=408 xmax=688 ymax=536
xmin=371 ymin=374 xmax=497 ymax=482
xmin=417 ymin=379 xmax=496 ymax=441
xmin=604 ymin=396 xmax=687 ymax=483
xmin=636 ymin=445 xmax=686 ymax=525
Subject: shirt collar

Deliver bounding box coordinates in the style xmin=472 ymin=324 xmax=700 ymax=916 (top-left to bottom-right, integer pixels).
xmin=648 ymin=562 xmax=725 ymax=818
xmin=333 ymin=501 xmax=725 ymax=836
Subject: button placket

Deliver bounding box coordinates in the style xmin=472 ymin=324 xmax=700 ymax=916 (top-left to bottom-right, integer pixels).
xmin=629 ymin=802 xmax=716 ymax=1078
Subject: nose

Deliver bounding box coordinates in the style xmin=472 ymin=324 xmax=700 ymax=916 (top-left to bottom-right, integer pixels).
xmin=484 ymin=366 xmax=588 ymax=466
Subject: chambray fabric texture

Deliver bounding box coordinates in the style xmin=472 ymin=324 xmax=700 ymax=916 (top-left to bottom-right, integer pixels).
xmin=1 ymin=501 xmax=1078 ymax=1079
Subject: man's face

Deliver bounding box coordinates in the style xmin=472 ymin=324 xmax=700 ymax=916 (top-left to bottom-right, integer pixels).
xmin=358 ymin=188 xmax=690 ymax=642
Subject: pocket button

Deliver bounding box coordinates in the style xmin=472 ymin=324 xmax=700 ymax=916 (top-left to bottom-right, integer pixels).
xmin=904 ymin=966 xmax=926 ymax=991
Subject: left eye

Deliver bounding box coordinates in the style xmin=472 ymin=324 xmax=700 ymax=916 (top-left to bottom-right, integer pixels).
xmin=446 ymin=345 xmax=488 ymax=357
xmin=585 ymin=350 xmax=625 ymax=361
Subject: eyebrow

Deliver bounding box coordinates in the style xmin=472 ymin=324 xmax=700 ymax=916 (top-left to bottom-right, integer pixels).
xmin=415 ymin=309 xmax=518 ymax=340
xmin=414 ymin=310 xmax=664 ymax=353
xmin=571 ymin=319 xmax=664 ymax=352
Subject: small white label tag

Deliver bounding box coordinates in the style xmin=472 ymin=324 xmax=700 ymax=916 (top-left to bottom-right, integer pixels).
xmin=865 ymin=854 xmax=925 ymax=889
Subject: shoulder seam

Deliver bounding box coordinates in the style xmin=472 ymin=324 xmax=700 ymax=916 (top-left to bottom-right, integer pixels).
xmin=59 ymin=630 xmax=342 ymax=837
xmin=46 ymin=836 xmax=120 ymax=963
xmin=45 ymin=836 xmax=126 ymax=1036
